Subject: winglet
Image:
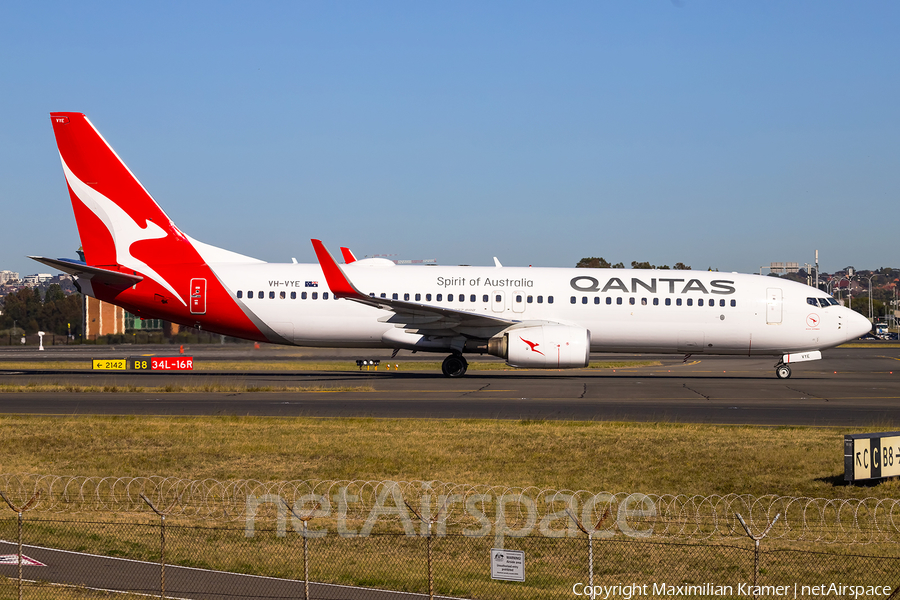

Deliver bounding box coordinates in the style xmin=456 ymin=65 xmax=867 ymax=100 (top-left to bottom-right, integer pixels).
xmin=340 ymin=247 xmax=357 ymax=264
xmin=311 ymin=240 xmax=366 ymax=300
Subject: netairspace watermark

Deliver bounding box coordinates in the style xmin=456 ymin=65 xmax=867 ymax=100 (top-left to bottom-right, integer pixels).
xmin=243 ymin=489 xmax=656 ymax=546
xmin=571 ymin=582 xmax=895 ymax=599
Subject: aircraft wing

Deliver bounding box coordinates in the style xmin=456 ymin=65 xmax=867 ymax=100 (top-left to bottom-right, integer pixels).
xmin=311 ymin=240 xmax=514 ymax=334
xmin=29 ymin=256 xmax=143 ymax=287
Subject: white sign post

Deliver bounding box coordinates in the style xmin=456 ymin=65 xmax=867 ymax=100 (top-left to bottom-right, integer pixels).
xmin=490 ymin=548 xmax=524 ymax=582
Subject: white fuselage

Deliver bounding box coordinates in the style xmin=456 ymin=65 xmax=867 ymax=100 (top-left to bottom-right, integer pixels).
xmin=209 ymin=259 xmax=869 ymax=356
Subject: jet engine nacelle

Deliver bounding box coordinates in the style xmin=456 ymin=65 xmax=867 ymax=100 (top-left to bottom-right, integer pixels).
xmin=488 ymin=324 xmax=591 ymax=369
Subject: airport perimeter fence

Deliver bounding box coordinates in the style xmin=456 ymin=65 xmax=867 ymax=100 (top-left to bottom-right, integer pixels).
xmin=1 ymin=475 xmax=900 ymax=599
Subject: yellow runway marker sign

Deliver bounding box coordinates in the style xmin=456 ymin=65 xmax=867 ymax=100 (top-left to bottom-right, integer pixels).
xmin=91 ymin=359 xmax=127 ymax=371
xmin=845 ymin=432 xmax=900 ymax=482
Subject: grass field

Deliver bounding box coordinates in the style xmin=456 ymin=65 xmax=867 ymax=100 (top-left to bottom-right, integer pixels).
xmin=1 ymin=415 xmax=897 ymax=499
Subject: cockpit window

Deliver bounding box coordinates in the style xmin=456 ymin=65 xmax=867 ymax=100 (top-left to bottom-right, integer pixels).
xmin=810 ymin=297 xmax=839 ymax=308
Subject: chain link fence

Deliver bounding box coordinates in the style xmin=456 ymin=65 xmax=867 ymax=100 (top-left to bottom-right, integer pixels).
xmin=1 ymin=475 xmax=900 ymax=599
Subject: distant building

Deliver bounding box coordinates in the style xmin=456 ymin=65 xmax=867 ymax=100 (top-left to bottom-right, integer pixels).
xmin=83 ymin=298 xmax=180 ymax=339
xmin=22 ymin=273 xmax=53 ymax=286
xmin=0 ymin=270 xmax=20 ymax=285
xmin=83 ymin=296 xmax=126 ymax=339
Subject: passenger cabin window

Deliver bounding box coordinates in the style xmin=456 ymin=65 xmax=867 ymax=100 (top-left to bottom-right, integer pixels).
xmin=653 ymin=298 xmax=659 ymax=306
xmin=527 ymin=296 xmax=533 ymax=303
xmin=594 ymin=297 xmax=600 ymax=305
xmin=312 ymin=292 xmax=318 ymax=300
xmin=426 ymin=294 xmax=432 ymax=301
xmin=676 ymin=298 xmax=682 ymax=306
xmin=606 ymin=297 xmax=612 ymax=305
xmin=571 ymin=296 xmax=576 ymax=304
xmin=495 ymin=294 xmax=502 ymax=302
xmin=731 ymin=299 xmax=737 ymax=307
xmin=280 ymin=291 xmax=286 ymax=299
xmin=629 ymin=297 xmax=635 ymax=305
xmin=302 ymin=292 xmax=307 ymax=299
xmin=448 ymin=294 xmax=454 ymax=301
xmin=483 ymin=295 xmax=489 ymax=302
xmin=698 ymin=299 xmax=704 ymax=306
xmin=291 ymin=292 xmax=296 ymax=299
xmin=616 ymin=297 xmax=623 ymax=305
xmin=437 ymin=294 xmax=443 ymax=301
xmin=415 ymin=293 xmax=421 ymax=301
xmin=582 ymin=296 xmax=588 ymax=304
xmin=687 ymin=298 xmax=693 ymax=306
xmin=641 ymin=298 xmax=647 ymax=305
xmin=323 ymin=292 xmax=329 ymax=300
xmin=258 ymin=291 xmax=263 ymax=298
xmin=719 ymin=299 xmax=724 ymax=307
xmin=237 ymin=291 xmax=243 ymax=298
xmin=537 ymin=296 xmax=543 ymax=303
xmin=392 ymin=293 xmax=398 ymax=300
xmin=404 ymin=293 xmax=410 ymax=301
xmin=470 ymin=294 xmax=476 ymax=302
xmin=548 ymin=296 xmax=554 ymax=304
xmin=380 ymin=293 xmax=386 ymax=298
xmin=665 ymin=298 xmax=671 ymax=306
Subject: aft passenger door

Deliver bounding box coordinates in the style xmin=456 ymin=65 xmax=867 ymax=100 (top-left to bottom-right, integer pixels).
xmin=512 ymin=291 xmax=526 ymax=314
xmin=190 ymin=278 xmax=207 ymax=315
xmin=492 ymin=291 xmax=505 ymax=313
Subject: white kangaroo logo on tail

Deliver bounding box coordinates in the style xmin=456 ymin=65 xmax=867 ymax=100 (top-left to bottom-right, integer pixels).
xmin=61 ymin=156 xmax=187 ymax=306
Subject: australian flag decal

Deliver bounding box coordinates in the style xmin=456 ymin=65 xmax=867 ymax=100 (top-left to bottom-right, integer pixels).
xmin=305 ymin=281 xmax=319 ymax=288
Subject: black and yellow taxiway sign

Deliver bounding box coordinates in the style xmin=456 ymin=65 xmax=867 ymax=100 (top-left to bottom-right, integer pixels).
xmin=91 ymin=359 xmax=127 ymax=371
xmin=845 ymin=432 xmax=900 ymax=482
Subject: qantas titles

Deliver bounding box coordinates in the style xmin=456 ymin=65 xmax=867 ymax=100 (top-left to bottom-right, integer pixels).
xmin=570 ymin=276 xmax=736 ymax=295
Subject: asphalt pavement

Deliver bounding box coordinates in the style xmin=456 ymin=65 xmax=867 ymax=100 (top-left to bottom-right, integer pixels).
xmin=1 ymin=343 xmax=898 ymax=426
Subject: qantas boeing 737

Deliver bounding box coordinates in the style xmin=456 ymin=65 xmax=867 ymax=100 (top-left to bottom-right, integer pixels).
xmin=31 ymin=113 xmax=871 ymax=378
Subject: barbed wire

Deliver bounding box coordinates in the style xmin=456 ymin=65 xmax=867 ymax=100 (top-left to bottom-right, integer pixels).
xmin=1 ymin=474 xmax=899 ymax=543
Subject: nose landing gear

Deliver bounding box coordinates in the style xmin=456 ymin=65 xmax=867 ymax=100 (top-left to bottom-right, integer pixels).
xmin=775 ymin=363 xmax=792 ymax=379
xmin=441 ymin=354 xmax=468 ymax=377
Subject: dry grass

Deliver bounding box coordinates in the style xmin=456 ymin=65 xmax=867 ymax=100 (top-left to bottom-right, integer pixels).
xmin=0 ymin=361 xmax=90 ymax=370
xmin=0 ymin=383 xmax=373 ymax=393
xmin=1 ymin=416 xmax=896 ymax=499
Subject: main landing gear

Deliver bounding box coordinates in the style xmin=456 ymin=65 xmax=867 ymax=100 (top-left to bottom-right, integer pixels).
xmin=442 ymin=354 xmax=468 ymax=378
xmin=775 ymin=362 xmax=792 ymax=379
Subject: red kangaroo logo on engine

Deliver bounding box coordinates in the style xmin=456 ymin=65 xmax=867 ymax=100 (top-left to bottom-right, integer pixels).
xmin=520 ymin=337 xmax=544 ymax=355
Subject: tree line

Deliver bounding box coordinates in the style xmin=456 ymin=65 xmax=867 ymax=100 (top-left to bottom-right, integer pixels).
xmin=0 ymin=285 xmax=82 ymax=335
xmin=577 ymin=258 xmax=692 ymax=270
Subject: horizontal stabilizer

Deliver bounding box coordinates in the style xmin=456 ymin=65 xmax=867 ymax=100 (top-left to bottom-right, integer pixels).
xmin=28 ymin=256 xmax=143 ymax=287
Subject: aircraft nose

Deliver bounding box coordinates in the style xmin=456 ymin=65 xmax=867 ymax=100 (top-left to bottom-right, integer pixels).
xmin=847 ymin=309 xmax=872 ymax=339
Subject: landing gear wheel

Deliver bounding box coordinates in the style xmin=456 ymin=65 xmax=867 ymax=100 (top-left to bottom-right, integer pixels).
xmin=441 ymin=354 xmax=468 ymax=378
xmin=775 ymin=364 xmax=791 ymax=379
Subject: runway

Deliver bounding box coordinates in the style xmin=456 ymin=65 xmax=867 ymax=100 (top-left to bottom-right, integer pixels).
xmin=2 ymin=344 xmax=898 ymax=426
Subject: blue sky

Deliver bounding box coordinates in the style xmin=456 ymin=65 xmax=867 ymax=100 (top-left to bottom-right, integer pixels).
xmin=1 ymin=1 xmax=898 ymax=277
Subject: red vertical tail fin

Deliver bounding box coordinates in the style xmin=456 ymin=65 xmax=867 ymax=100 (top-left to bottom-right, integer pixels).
xmin=50 ymin=112 xmax=203 ymax=306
